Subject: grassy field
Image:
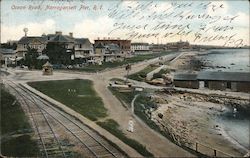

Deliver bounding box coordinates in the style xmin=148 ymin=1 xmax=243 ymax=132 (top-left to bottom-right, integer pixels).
xmin=152 ymin=68 xmax=171 ymax=80
xmin=0 ymin=86 xmax=40 ymax=157
xmin=73 ymin=52 xmax=170 ymax=72
xmin=28 ymin=79 xmax=107 ymax=121
xmin=97 ymin=119 xmax=153 ymax=157
xmin=128 ymin=65 xmax=159 ymax=81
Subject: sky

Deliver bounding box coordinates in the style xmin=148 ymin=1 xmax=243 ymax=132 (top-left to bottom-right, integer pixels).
xmin=1 ymin=0 xmax=249 ymax=47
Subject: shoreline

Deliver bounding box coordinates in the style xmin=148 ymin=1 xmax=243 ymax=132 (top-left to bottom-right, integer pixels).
xmin=153 ymin=50 xmax=250 ymax=156
xmin=151 ymin=91 xmax=248 ymax=157
xmin=218 ymin=119 xmax=249 ymax=153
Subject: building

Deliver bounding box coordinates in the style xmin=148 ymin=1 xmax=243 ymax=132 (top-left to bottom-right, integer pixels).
xmin=131 ymin=43 xmax=150 ymax=54
xmin=42 ymin=61 xmax=53 ymax=75
xmin=16 ymin=31 xmax=93 ymax=64
xmin=197 ymin=71 xmax=250 ymax=92
xmin=17 ymin=36 xmax=47 ymax=57
xmin=166 ymin=40 xmax=191 ymax=51
xmin=94 ymin=38 xmax=131 ymax=56
xmin=149 ymin=44 xmax=166 ymax=52
xmin=0 ymin=48 xmax=17 ymax=66
xmin=173 ymin=73 xmax=199 ymax=89
xmin=173 ymin=71 xmax=250 ymax=92
xmin=93 ymin=43 xmax=124 ymax=64
xmin=103 ymin=43 xmax=123 ymax=62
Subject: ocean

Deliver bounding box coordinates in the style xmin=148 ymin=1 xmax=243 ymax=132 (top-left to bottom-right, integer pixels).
xmin=198 ymin=48 xmax=250 ymax=72
xmin=198 ymin=48 xmax=250 ymax=153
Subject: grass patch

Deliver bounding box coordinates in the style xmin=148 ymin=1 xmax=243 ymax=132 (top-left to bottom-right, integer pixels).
xmin=108 ymin=87 xmax=137 ymax=108
xmin=28 ymin=79 xmax=107 ymax=121
xmin=1 ymin=135 xmax=39 ymax=157
xmin=128 ymin=65 xmax=159 ymax=81
xmin=97 ymin=119 xmax=153 ymax=157
xmin=152 ymin=68 xmax=171 ymax=80
xmin=73 ymin=52 xmax=171 ymax=72
xmin=0 ymin=86 xmax=39 ymax=157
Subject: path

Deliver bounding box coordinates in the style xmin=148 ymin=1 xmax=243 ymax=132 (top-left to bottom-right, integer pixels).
xmin=2 ymin=52 xmax=195 ymax=157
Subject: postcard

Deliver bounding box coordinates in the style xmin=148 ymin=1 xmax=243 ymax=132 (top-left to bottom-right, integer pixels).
xmin=1 ymin=0 xmax=249 ymax=157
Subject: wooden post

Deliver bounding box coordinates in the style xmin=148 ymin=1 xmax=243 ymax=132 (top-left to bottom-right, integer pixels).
xmin=195 ymin=142 xmax=198 ymax=152
xmin=214 ymin=149 xmax=217 ymax=157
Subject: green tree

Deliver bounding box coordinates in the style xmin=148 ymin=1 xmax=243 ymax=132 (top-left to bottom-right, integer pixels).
xmin=24 ymin=47 xmax=39 ymax=69
xmin=43 ymin=43 xmax=72 ymax=65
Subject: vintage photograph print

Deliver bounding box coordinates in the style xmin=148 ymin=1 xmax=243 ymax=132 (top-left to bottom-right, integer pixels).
xmin=0 ymin=0 xmax=249 ymax=157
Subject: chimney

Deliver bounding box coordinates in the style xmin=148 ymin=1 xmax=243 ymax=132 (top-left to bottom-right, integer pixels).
xmin=69 ymin=32 xmax=73 ymax=38
xmin=55 ymin=31 xmax=62 ymax=35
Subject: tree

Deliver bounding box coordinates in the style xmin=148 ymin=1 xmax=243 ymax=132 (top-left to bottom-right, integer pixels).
xmin=43 ymin=43 xmax=72 ymax=65
xmin=24 ymin=47 xmax=39 ymax=69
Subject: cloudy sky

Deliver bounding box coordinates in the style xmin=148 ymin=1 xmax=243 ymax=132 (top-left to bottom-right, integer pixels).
xmin=1 ymin=0 xmax=249 ymax=46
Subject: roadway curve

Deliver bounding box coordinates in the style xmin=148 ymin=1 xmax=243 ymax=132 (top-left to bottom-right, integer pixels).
xmin=2 ymin=52 xmax=194 ymax=157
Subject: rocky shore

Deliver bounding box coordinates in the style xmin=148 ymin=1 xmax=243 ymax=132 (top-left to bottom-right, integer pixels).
xmin=149 ymin=91 xmax=249 ymax=157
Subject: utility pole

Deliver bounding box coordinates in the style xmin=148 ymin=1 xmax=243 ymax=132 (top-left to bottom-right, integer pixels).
xmin=125 ymin=64 xmax=131 ymax=84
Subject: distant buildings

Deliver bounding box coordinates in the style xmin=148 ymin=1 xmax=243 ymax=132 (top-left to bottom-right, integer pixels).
xmin=94 ymin=38 xmax=131 ymax=56
xmin=131 ymin=43 xmax=150 ymax=54
xmin=149 ymin=44 xmax=166 ymax=52
xmin=166 ymin=40 xmax=191 ymax=51
xmin=13 ymin=32 xmax=135 ymax=65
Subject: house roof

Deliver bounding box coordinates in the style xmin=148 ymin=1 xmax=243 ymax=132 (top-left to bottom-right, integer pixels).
xmin=131 ymin=42 xmax=149 ymax=46
xmin=43 ymin=61 xmax=52 ymax=67
xmin=197 ymin=71 xmax=250 ymax=82
xmin=49 ymin=34 xmax=74 ymax=43
xmin=0 ymin=48 xmax=16 ymax=54
xmin=174 ymin=73 xmax=198 ymax=81
xmin=18 ymin=36 xmax=46 ymax=44
xmin=106 ymin=43 xmax=120 ymax=51
xmin=174 ymin=71 xmax=250 ymax=82
xmin=75 ymin=38 xmax=92 ymax=45
xmin=95 ymin=42 xmax=105 ymax=48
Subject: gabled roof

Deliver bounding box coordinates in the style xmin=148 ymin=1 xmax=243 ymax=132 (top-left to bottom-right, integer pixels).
xmin=48 ymin=34 xmax=74 ymax=43
xmin=95 ymin=42 xmax=105 ymax=48
xmin=18 ymin=36 xmax=46 ymax=44
xmin=75 ymin=38 xmax=90 ymax=44
xmin=105 ymin=43 xmax=120 ymax=51
xmin=43 ymin=61 xmax=52 ymax=67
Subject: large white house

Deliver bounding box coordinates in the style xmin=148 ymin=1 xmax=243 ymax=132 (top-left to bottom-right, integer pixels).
xmin=16 ymin=31 xmax=93 ymax=63
xmin=131 ymin=42 xmax=150 ymax=54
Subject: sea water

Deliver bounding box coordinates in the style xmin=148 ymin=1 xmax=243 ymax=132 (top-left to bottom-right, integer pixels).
xmin=198 ymin=48 xmax=250 ymax=72
xmin=218 ymin=108 xmax=250 ymax=152
xmin=199 ymin=48 xmax=250 ymax=152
